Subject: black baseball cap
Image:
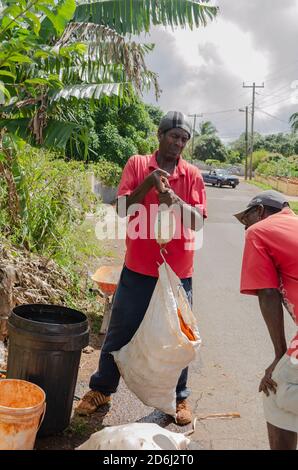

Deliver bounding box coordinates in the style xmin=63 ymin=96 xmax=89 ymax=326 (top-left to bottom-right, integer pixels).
xmin=234 ymin=190 xmax=288 ymax=224
xmin=158 ymin=111 xmax=192 ymax=138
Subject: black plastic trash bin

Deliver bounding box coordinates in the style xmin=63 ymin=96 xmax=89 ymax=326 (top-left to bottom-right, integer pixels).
xmin=7 ymin=304 xmax=89 ymax=436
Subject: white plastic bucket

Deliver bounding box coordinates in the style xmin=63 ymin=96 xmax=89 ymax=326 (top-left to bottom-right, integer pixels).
xmin=0 ymin=379 xmax=46 ymax=450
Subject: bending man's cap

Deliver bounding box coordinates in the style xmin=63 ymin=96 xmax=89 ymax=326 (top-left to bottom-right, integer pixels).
xmin=234 ymin=190 xmax=288 ymax=224
xmin=158 ymin=111 xmax=192 ymax=138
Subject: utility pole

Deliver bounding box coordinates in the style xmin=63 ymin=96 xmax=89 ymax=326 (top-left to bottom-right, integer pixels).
xmin=239 ymin=106 xmax=249 ymax=180
xmin=188 ymin=113 xmax=203 ymax=162
xmin=243 ymin=82 xmax=264 ymax=179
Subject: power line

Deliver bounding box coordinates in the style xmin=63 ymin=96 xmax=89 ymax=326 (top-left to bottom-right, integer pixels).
xmin=255 ymin=108 xmax=289 ymax=124
xmin=256 ymin=84 xmax=293 ymax=107
xmin=201 ymin=108 xmax=238 ymax=115
xmin=257 ymin=90 xmax=290 ymax=105
xmin=257 ymin=84 xmax=291 ymax=100
xmin=259 ymin=96 xmax=294 ymax=109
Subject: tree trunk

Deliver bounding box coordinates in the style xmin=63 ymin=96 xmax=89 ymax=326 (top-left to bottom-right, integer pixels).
xmin=0 ymin=158 xmax=20 ymax=228
xmin=0 ymin=264 xmax=16 ymax=341
xmin=0 ymin=130 xmax=21 ymax=229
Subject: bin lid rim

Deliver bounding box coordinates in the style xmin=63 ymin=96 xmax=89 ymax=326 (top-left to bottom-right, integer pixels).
xmin=11 ymin=304 xmax=88 ymax=328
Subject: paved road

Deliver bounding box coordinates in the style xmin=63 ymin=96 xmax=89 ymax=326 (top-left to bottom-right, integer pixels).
xmin=76 ymin=181 xmax=296 ymax=450
xmin=190 ymin=181 xmax=295 ymax=449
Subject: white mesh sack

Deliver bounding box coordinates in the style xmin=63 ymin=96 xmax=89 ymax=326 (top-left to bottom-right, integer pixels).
xmin=112 ymin=261 xmax=201 ymax=418
xmin=76 ymin=422 xmax=190 ymax=450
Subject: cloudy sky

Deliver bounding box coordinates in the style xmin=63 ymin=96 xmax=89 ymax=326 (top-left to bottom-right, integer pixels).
xmin=139 ymin=0 xmax=298 ymax=142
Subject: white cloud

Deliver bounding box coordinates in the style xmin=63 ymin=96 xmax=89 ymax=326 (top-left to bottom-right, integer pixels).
xmin=169 ymin=19 xmax=270 ymax=83
xmin=139 ymin=0 xmax=298 ymax=141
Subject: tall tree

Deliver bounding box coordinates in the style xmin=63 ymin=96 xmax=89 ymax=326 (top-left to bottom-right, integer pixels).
xmin=0 ymin=0 xmax=218 ymax=149
xmin=194 ymin=134 xmax=227 ymax=162
xmin=290 ymin=112 xmax=298 ymax=133
xmin=199 ymin=120 xmax=217 ymax=136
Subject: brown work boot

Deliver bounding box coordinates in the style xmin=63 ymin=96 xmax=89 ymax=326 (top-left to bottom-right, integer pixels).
xmin=176 ymin=399 xmax=192 ymax=426
xmin=75 ymin=390 xmax=111 ymax=416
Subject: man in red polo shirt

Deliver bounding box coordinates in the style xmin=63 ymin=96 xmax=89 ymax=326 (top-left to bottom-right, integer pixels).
xmin=77 ymin=111 xmax=207 ymax=424
xmin=235 ymin=190 xmax=298 ymax=449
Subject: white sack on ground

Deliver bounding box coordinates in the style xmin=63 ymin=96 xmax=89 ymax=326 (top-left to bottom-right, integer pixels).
xmin=112 ymin=262 xmax=201 ymax=417
xmin=76 ymin=422 xmax=190 ymax=450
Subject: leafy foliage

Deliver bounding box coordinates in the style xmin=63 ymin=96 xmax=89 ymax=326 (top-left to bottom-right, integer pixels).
xmin=145 ymin=103 xmax=164 ymax=126
xmin=90 ymin=160 xmax=122 ymax=187
xmin=96 ymin=122 xmax=138 ymax=166
xmin=0 ymin=0 xmax=160 ymax=151
xmin=199 ymin=120 xmax=217 ymax=136
xmin=3 ymin=145 xmax=97 ymax=253
xmin=92 ymin=98 xmax=160 ymax=166
xmin=251 ymin=149 xmax=269 ymax=171
xmin=290 ymin=112 xmax=298 ymax=133
xmin=194 ymin=134 xmax=227 ymax=162
xmin=257 ymin=155 xmax=298 ymax=178
xmin=225 ymin=150 xmax=242 ymax=165
xmin=230 ymin=132 xmax=298 ymax=158
xmin=204 ymin=158 xmax=222 ymax=167
xmin=0 ymin=0 xmax=217 ymax=150
xmin=74 ymin=0 xmax=218 ymax=35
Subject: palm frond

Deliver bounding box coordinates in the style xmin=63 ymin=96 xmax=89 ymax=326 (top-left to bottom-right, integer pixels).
xmin=43 ymin=119 xmax=79 ymax=148
xmin=74 ymin=0 xmax=218 ymax=35
xmin=55 ymin=22 xmax=160 ymax=96
xmin=290 ymin=113 xmax=298 ymax=132
xmin=0 ymin=118 xmax=31 ymax=140
xmin=50 ymin=82 xmax=127 ymax=101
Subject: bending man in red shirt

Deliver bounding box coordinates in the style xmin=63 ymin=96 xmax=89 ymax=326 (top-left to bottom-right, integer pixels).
xmin=235 ymin=190 xmax=298 ymax=450
xmin=77 ymin=111 xmax=207 ymax=425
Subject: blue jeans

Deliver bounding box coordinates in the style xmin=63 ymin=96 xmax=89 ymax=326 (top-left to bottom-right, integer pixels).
xmin=90 ymin=266 xmax=192 ymax=401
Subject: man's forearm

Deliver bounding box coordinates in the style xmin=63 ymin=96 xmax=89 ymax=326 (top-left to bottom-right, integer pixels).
xmin=258 ymin=288 xmax=287 ymax=358
xmin=174 ymin=195 xmax=204 ymax=231
xmin=116 ymin=179 xmax=152 ymax=217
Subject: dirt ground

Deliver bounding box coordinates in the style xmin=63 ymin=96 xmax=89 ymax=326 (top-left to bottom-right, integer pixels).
xmin=34 ymin=232 xmax=193 ymax=450
xmin=4 ymin=212 xmax=194 ymax=450
xmin=36 ymin=235 xmax=126 ymax=450
xmin=35 ymin=332 xmax=110 ymax=450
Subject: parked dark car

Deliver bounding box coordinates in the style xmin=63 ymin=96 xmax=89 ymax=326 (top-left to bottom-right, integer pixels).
xmin=202 ymin=169 xmax=239 ymax=188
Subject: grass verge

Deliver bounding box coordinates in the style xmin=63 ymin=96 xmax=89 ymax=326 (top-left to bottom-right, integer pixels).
xmin=249 ymin=180 xmax=298 ymax=215
xmin=53 ymin=218 xmax=115 ymax=334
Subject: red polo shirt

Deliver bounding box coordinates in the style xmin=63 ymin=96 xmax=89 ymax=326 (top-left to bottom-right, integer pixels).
xmin=240 ymin=208 xmax=298 ymax=358
xmin=117 ymin=152 xmax=207 ymax=278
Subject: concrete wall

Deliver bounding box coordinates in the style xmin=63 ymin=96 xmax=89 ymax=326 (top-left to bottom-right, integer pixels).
xmin=95 ymin=181 xmax=118 ymax=204
xmin=87 ymin=172 xmax=118 ymax=204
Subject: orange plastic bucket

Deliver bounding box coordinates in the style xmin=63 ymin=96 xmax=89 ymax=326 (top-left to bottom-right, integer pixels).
xmin=0 ymin=379 xmax=46 ymax=450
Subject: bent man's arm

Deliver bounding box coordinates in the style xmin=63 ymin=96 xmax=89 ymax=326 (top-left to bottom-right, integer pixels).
xmin=258 ymin=288 xmax=287 ymax=359
xmin=176 ymin=195 xmax=204 ymax=232
xmin=257 ymin=288 xmax=288 ymax=395
xmin=158 ymin=191 xmax=203 ymax=231
xmin=116 ymin=169 xmax=170 ymax=217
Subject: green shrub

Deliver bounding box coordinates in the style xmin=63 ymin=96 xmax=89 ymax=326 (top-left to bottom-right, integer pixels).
xmin=265 ymin=153 xmax=284 ymax=162
xmin=96 ymin=123 xmax=138 ymax=167
xmin=251 ymin=149 xmax=269 ymax=170
xmin=257 ymin=156 xmax=298 ymax=178
xmin=194 ymin=135 xmax=227 ymax=162
xmin=92 ymin=99 xmax=160 ymax=167
xmin=0 ymin=180 xmax=9 ymax=234
xmin=226 ymin=150 xmax=242 ymax=165
xmin=11 ymin=146 xmax=97 ymax=254
xmin=90 ymin=160 xmax=123 ymax=188
xmin=205 ymin=159 xmax=222 ymax=167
